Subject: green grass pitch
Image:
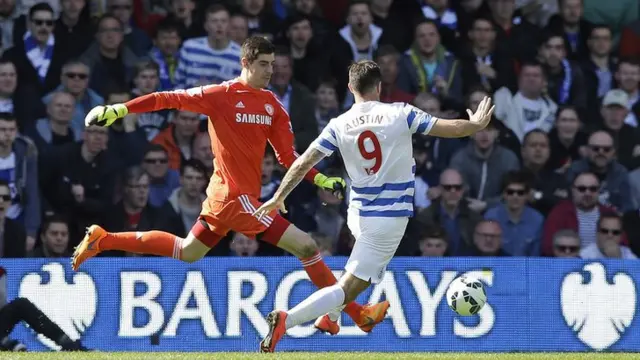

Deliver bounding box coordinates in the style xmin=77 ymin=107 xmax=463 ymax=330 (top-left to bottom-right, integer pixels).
xmin=2 ymin=353 xmax=640 ymax=360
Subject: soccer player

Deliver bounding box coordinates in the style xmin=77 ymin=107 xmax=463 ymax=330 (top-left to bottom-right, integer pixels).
xmin=254 ymin=60 xmax=495 ymax=352
xmin=72 ymin=37 xmax=389 ymax=333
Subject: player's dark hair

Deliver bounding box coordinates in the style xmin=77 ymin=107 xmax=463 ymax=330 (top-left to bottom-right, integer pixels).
xmin=28 ymin=2 xmax=54 ymax=19
xmin=241 ymin=36 xmax=276 ymax=64
xmin=348 ymin=60 xmax=381 ymax=95
xmin=40 ymin=214 xmax=69 ymax=234
xmin=501 ymin=170 xmax=532 ymax=193
xmin=0 ymin=112 xmax=16 ymax=122
xmin=181 ymin=158 xmax=207 ymax=177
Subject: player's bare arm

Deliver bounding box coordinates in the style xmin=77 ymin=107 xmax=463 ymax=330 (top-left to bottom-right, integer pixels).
xmin=428 ymin=96 xmax=495 ymax=138
xmin=254 ymin=148 xmax=326 ymax=219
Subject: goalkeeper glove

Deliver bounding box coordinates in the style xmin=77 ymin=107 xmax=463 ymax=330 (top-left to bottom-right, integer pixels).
xmin=84 ymin=104 xmax=128 ymax=127
xmin=314 ymin=173 xmax=346 ymax=199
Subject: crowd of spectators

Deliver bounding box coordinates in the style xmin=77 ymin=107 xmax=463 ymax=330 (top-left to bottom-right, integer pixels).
xmin=0 ymin=0 xmax=639 ymax=261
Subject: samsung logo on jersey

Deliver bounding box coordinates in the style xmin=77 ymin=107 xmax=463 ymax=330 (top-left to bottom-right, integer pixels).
xmin=235 ymin=113 xmax=273 ymax=125
xmin=345 ymin=114 xmax=384 ymax=131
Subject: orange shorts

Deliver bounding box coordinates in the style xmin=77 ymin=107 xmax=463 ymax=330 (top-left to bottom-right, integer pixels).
xmin=192 ymin=194 xmax=290 ymax=248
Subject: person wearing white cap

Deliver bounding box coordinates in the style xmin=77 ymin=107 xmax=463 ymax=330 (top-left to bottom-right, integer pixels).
xmin=600 ymin=89 xmax=640 ymax=171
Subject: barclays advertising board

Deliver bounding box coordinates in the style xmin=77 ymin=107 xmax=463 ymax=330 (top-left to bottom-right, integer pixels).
xmin=0 ymin=257 xmax=637 ymax=352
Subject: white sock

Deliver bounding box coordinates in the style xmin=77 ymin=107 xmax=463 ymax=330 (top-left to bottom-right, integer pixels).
xmin=326 ymin=305 xmax=346 ymax=322
xmin=285 ymin=284 xmax=345 ymax=329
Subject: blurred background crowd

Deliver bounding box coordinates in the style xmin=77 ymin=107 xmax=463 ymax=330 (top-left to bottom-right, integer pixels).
xmin=0 ymin=0 xmax=638 ymax=261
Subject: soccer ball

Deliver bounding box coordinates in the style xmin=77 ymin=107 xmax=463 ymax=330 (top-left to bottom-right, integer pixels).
xmin=446 ymin=276 xmax=487 ymax=316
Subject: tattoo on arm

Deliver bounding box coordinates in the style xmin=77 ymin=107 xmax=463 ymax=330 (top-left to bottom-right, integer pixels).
xmin=274 ymin=148 xmax=326 ymax=201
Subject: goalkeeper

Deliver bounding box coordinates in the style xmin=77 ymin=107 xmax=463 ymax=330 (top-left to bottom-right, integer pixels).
xmin=71 ymin=36 xmax=390 ymax=334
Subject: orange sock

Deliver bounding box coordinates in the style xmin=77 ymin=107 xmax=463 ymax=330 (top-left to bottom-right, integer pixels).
xmin=100 ymin=231 xmax=183 ymax=259
xmin=300 ymin=251 xmax=363 ymax=322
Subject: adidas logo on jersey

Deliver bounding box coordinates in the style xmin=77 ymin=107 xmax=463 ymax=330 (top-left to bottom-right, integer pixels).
xmin=235 ymin=101 xmax=245 ymax=108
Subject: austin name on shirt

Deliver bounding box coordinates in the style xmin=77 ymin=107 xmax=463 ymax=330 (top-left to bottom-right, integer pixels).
xmin=235 ymin=113 xmax=273 ymax=125
xmin=344 ymin=114 xmax=384 ymax=131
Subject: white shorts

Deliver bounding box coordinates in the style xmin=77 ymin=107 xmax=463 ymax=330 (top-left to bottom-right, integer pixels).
xmin=344 ymin=209 xmax=409 ymax=284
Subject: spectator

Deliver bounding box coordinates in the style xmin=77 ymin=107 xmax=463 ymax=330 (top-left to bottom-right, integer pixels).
xmin=371 ymin=0 xmax=420 ymax=53
xmin=565 ymin=130 xmax=635 ymax=212
xmin=619 ymin=19 xmax=640 ymax=60
xmin=580 ymin=24 xmax=615 ymax=117
xmin=42 ymin=60 xmax=104 ymax=133
xmin=141 ymin=144 xmax=180 ymax=208
xmin=413 ymin=93 xmax=463 ymax=174
xmin=164 ymin=0 xmax=203 ymax=40
xmin=467 ymin=86 xmax=521 ymax=157
xmin=102 ymin=89 xmax=147 ymax=168
xmin=0 ymin=113 xmax=39 ymax=250
xmin=131 ymin=61 xmax=170 ymax=141
xmin=281 ymin=14 xmax=326 ymax=92
xmin=397 ymin=20 xmax=462 ymax=109
xmin=493 ymin=61 xmax=557 ymax=141
xmin=166 ymin=159 xmax=207 ymax=238
xmin=2 ymin=3 xmax=68 ymax=97
xmin=148 ymin=19 xmax=182 ymax=91
xmin=599 ymin=89 xmax=640 ymax=171
xmin=191 ymin=132 xmax=214 ymax=178
xmin=411 ymin=134 xmax=435 ymax=210
xmin=28 ymin=214 xmax=70 ymax=257
xmin=270 ymin=49 xmax=318 ymax=152
xmin=539 ymin=31 xmax=587 ymax=110
xmin=544 ymin=0 xmax=593 ymax=59
xmin=259 ymin=148 xmax=280 ymax=202
xmin=417 ymin=226 xmax=448 ymax=257
xmin=622 ymin=208 xmax=640 ymax=256
xmin=614 ymin=58 xmax=640 ymax=127
xmin=421 ymin=0 xmax=458 ymax=52
xmin=100 ymin=165 xmax=183 ymax=256
xmin=486 ymin=0 xmax=540 ymax=63
xmin=521 ymin=130 xmax=569 ymax=216
xmin=546 ymin=106 xmax=588 ymax=172
xmin=107 ymin=0 xmax=151 ymax=57
xmin=450 ymin=118 xmax=520 ymax=212
xmin=239 ymin=0 xmax=282 ymax=39
xmin=330 ymin=0 xmax=383 ymax=103
xmin=55 ymin=0 xmax=94 ymax=59
xmin=290 ymin=0 xmax=333 ymax=47
xmin=151 ymin=109 xmax=200 ymax=171
xmin=551 ymin=229 xmax=581 ymax=258
xmin=463 ymin=219 xmax=510 ymax=256
xmin=41 ymin=125 xmax=117 ymax=243
xmin=229 ymin=13 xmax=249 ymax=46
xmin=229 ymin=232 xmax=259 ymax=257
xmin=175 ymin=4 xmax=242 ymax=88
xmin=580 ymin=213 xmax=637 ymax=259
xmin=313 ymin=78 xmax=340 ymax=133
xmin=0 ymin=0 xmax=20 ymax=52
xmin=485 ymin=170 xmax=544 ymax=256
xmin=27 ymin=90 xmax=81 ymax=154
xmin=411 ymin=168 xmax=482 ymax=256
xmin=0 ymin=179 xmax=26 ymax=257
xmin=376 ymin=44 xmax=414 ymax=104
xmin=0 ymin=59 xmax=44 ymax=131
xmin=80 ymin=14 xmax=139 ymax=96
xmin=460 ymin=16 xmax=514 ymax=94
xmin=312 ymin=167 xmax=345 ymax=245
xmin=542 ymin=171 xmax=627 ymax=256
xmin=310 ymin=231 xmax=334 ymax=257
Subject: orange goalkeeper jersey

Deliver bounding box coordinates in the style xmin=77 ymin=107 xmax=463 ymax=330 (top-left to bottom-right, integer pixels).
xmin=125 ymin=79 xmax=318 ymax=201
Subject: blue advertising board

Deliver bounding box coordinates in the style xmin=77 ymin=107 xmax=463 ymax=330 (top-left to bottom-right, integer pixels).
xmin=0 ymin=257 xmax=637 ymax=352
